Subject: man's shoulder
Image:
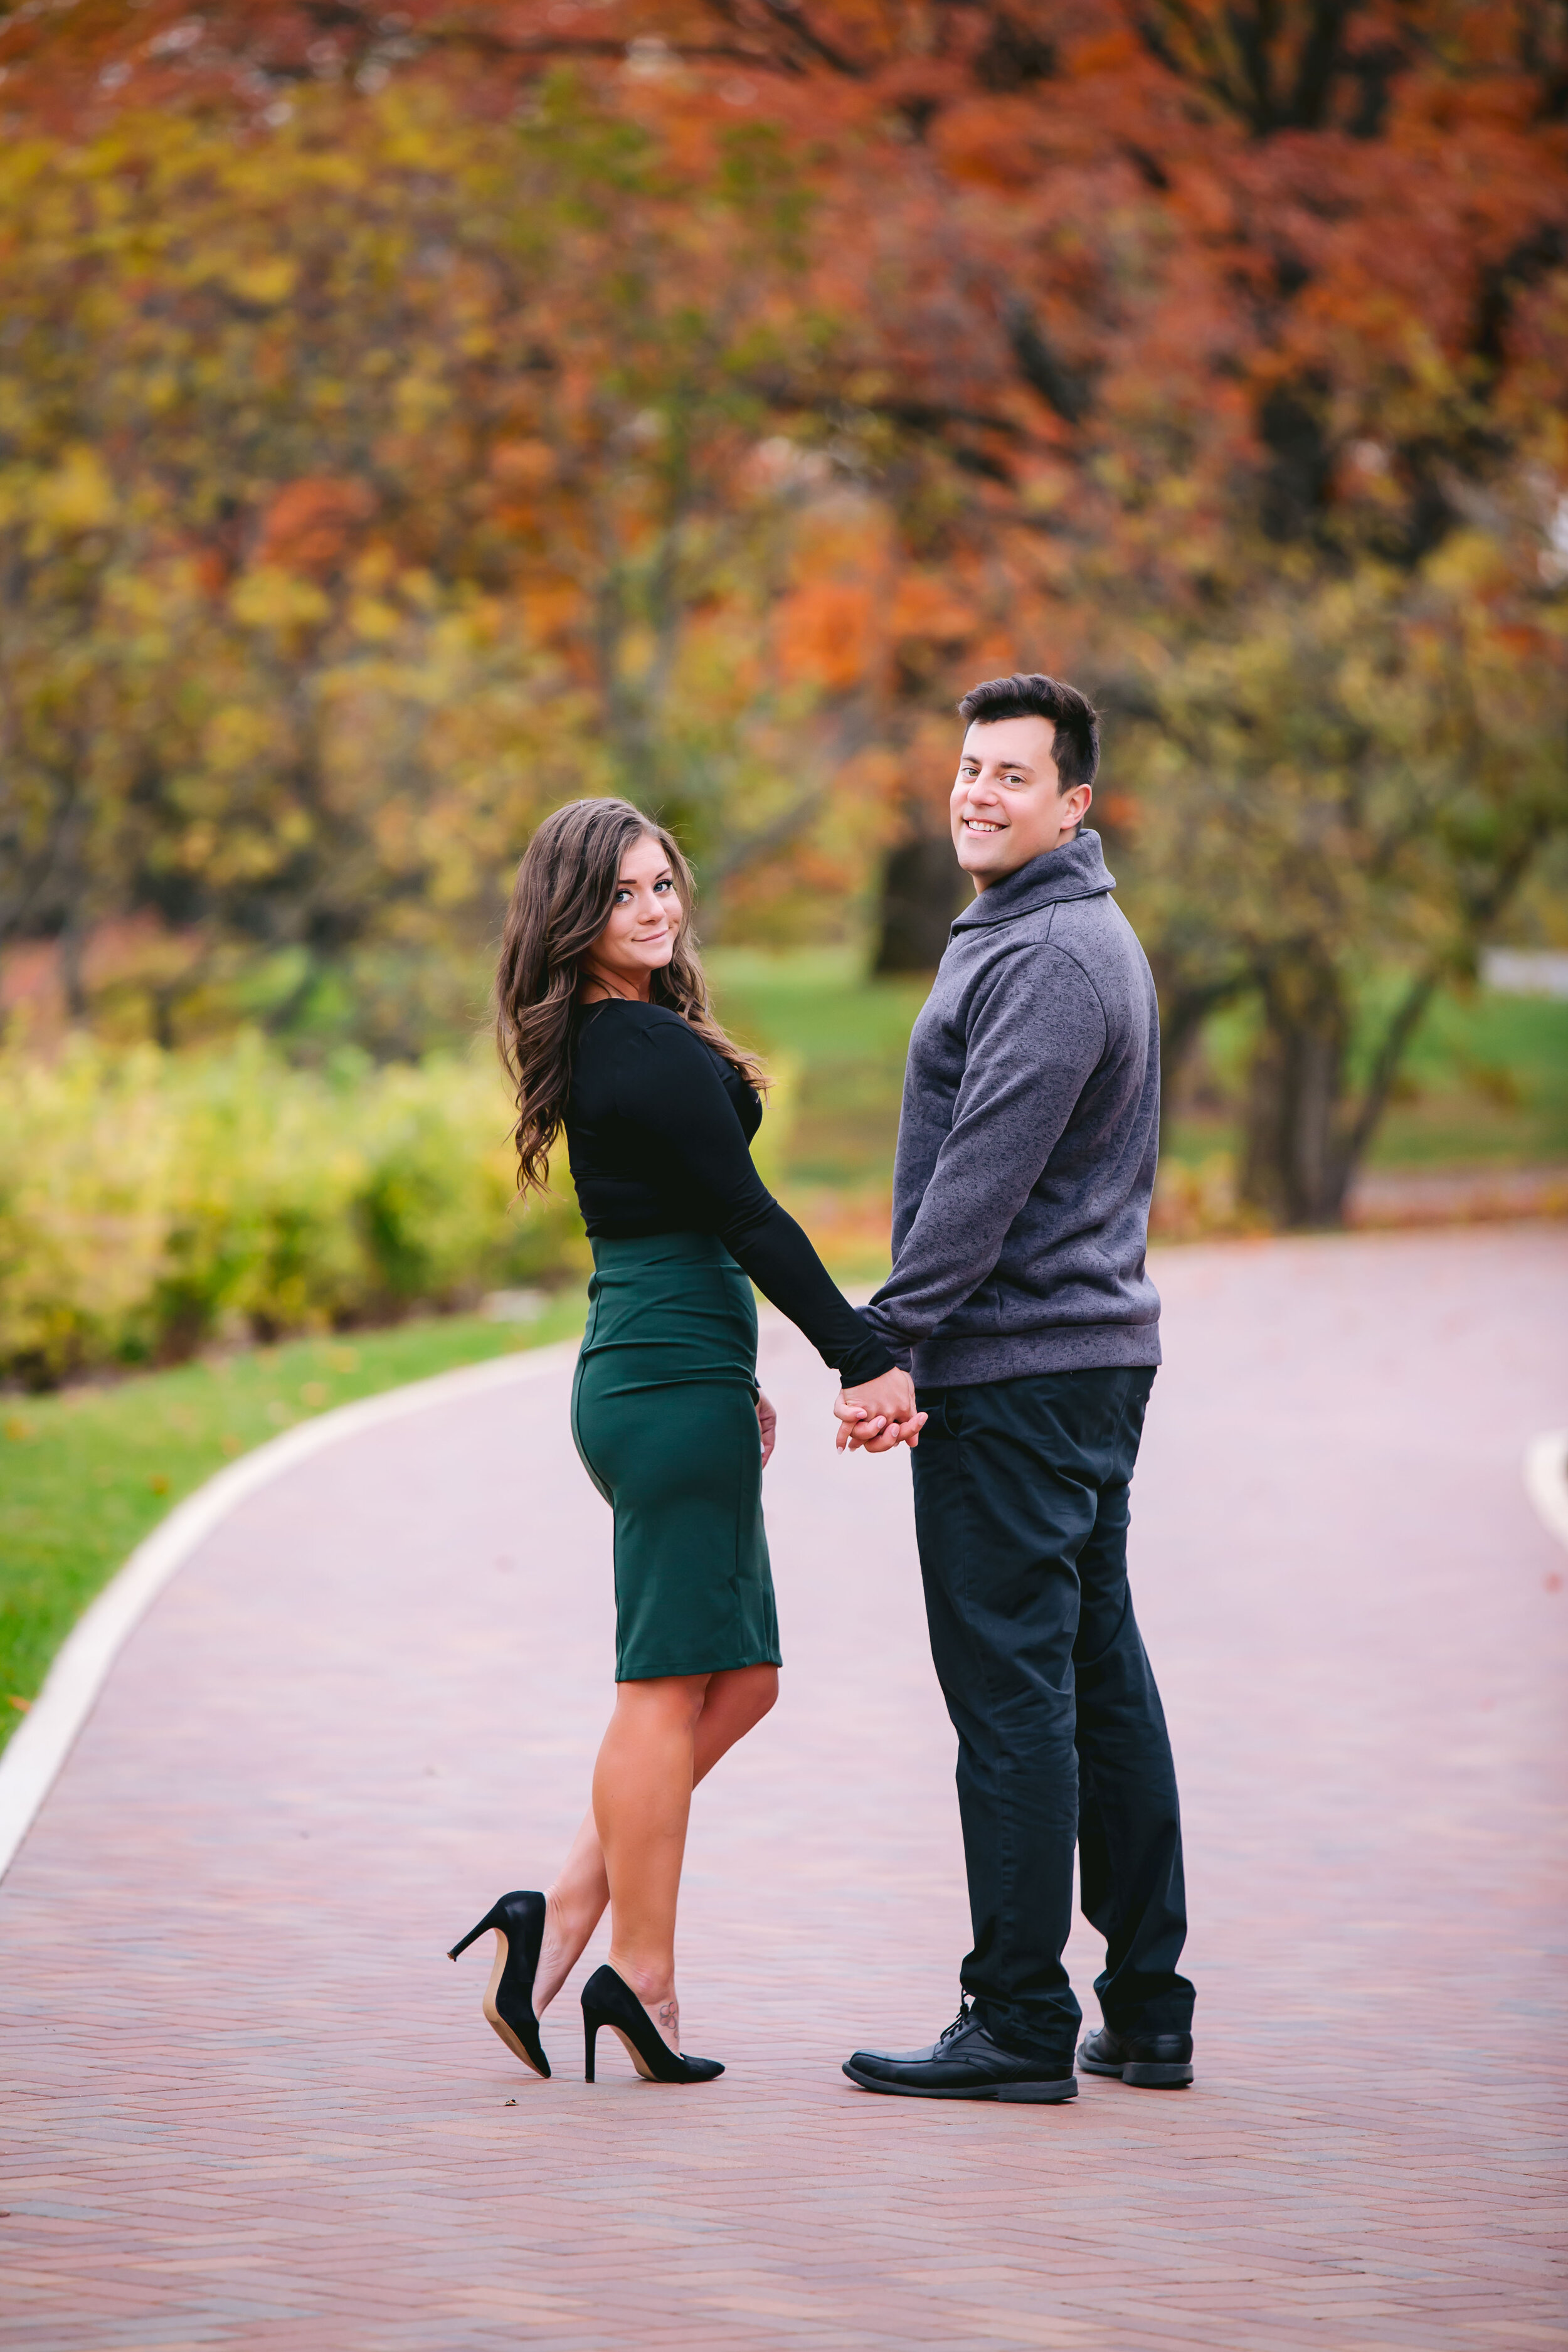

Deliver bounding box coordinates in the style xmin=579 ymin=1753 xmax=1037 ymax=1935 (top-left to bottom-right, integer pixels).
xmin=1032 ymin=889 xmax=1150 ymax=978
xmin=941 ymin=901 xmax=1113 ymax=990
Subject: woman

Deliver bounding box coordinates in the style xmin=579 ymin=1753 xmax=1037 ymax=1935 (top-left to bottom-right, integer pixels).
xmin=449 ymin=798 xmax=921 ymax=2085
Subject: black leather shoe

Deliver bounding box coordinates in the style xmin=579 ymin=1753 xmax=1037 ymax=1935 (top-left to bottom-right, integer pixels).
xmin=1078 ymin=2023 xmax=1193 ymax=2087
xmin=844 ymin=2001 xmax=1076 ymax=2103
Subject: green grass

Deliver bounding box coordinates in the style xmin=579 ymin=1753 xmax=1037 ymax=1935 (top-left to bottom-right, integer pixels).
xmin=1369 ymin=991 xmax=1568 ymax=1167
xmin=0 ymin=1299 xmax=584 ymax=1752
xmin=707 ymin=948 xmax=931 ymax=1285
xmin=714 ymin=953 xmax=1568 ymax=1192
xmin=1153 ymin=988 xmax=1568 ymax=1174
xmin=709 ymin=948 xmax=931 ymax=1190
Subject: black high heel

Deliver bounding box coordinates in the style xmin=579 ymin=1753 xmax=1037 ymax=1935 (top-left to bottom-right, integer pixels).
xmin=581 ymin=1963 xmax=724 ymax=2085
xmin=448 ymin=1890 xmax=550 ymax=2079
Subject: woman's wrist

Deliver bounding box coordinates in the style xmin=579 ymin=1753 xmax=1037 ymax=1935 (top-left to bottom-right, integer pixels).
xmin=837 ymin=1336 xmax=898 ymax=1389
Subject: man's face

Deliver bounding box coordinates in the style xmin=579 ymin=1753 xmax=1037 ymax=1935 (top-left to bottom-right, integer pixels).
xmin=949 ymin=716 xmax=1093 ymax=889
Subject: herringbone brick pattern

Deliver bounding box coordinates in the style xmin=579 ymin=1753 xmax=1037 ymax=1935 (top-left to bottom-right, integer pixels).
xmin=3 ymin=1229 xmax=1565 ymax=2350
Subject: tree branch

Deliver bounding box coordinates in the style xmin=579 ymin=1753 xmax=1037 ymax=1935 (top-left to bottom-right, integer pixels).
xmin=701 ymin=0 xmax=869 ymax=80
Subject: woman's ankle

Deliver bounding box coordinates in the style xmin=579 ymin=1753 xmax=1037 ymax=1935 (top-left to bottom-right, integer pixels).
xmin=543 ymin=1882 xmax=596 ymax=1946
xmin=531 ymin=1885 xmax=596 ymax=2015
xmin=605 ymin=1947 xmax=675 ymax=2010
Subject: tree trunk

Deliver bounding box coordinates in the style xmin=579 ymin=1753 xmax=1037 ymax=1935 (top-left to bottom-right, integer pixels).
xmin=872 ymin=832 xmax=967 ymax=975
xmin=1239 ymin=956 xmax=1352 ymax=1226
xmin=57 ymin=915 xmax=90 ymax=1025
xmin=1153 ymin=978 xmax=1242 ymax=1146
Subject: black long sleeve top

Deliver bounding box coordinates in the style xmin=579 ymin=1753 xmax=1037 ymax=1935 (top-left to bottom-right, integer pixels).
xmin=564 ymin=998 xmax=893 ymax=1388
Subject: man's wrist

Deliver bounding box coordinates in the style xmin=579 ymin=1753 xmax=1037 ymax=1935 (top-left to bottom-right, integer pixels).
xmin=855 ymin=1305 xmax=911 ymax=1374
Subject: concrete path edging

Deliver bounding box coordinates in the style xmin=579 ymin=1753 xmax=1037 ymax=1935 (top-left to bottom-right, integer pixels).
xmin=0 ymin=1338 xmax=581 ymax=1884
xmin=1524 ymin=1428 xmax=1568 ymax=1551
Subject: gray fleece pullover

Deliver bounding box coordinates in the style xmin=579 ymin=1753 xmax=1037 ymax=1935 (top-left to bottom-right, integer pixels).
xmin=861 ymin=829 xmax=1161 ymax=1387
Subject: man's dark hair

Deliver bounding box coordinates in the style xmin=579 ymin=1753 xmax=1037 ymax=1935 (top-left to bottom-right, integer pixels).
xmin=956 ymin=672 xmax=1099 ymax=793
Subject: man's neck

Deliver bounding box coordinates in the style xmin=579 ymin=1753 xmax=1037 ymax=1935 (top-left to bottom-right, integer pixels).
xmin=972 ymin=830 xmax=1080 ymax=891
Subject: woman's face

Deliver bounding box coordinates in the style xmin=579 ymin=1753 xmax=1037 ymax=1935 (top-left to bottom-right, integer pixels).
xmin=583 ymin=832 xmax=683 ymax=997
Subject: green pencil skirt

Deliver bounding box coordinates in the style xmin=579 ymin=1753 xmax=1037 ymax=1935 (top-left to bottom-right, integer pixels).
xmin=570 ymin=1231 xmax=780 ymax=1683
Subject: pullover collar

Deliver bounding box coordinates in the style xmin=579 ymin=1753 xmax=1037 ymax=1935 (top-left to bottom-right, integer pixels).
xmin=951 ymin=829 xmax=1116 ymax=930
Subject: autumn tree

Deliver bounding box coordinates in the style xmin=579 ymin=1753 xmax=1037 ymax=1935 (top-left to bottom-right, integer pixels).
xmin=551 ymin=1 xmax=1568 ymax=1218
xmin=3 ymin=0 xmax=1565 ymax=1219
xmin=0 ymin=68 xmax=893 ymax=1043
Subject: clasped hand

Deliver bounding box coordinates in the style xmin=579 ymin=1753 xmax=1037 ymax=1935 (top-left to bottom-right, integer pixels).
xmin=834 ymin=1369 xmax=926 ymax=1454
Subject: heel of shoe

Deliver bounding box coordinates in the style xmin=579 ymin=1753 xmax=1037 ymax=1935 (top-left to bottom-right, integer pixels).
xmin=578 ymin=1964 xmax=723 ymax=2086
xmin=996 ymin=2075 xmax=1078 ymax=2104
xmin=584 ymin=2014 xmax=600 ymax=2084
xmin=1121 ymin=2058 xmax=1192 ymax=2088
xmin=447 ymin=1903 xmax=501 ymax=1962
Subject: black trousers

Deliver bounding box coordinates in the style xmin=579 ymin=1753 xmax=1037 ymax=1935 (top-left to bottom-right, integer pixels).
xmin=910 ymin=1364 xmax=1194 ymax=2065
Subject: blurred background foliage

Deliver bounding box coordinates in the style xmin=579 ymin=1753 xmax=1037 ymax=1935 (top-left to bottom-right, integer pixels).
xmin=0 ymin=1033 xmax=589 ymax=1382
xmin=1 ymin=0 xmax=1567 ymax=1386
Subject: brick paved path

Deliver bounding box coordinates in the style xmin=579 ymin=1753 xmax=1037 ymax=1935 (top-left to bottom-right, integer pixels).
xmin=4 ymin=1228 xmax=1566 ymax=2351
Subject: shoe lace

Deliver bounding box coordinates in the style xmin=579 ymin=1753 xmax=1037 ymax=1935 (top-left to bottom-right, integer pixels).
xmin=937 ymin=1994 xmax=973 ymax=2045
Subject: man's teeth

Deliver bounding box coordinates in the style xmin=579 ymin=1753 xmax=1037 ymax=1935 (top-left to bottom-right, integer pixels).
xmin=965 ymin=820 xmax=1002 ymax=832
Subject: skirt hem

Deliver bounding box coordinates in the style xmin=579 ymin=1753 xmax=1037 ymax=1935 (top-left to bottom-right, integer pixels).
xmin=615 ymin=1648 xmax=782 ymax=1683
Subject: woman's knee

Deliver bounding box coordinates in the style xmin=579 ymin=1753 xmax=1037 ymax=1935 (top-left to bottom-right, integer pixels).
xmin=711 ymin=1663 xmax=777 ymax=1727
xmin=613 ymin=1672 xmax=709 ymax=1736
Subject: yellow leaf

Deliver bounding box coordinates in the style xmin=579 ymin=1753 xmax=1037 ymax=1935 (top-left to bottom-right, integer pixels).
xmin=33 ymin=445 xmax=115 ymax=531
xmin=225 ymin=257 xmax=299 ymax=305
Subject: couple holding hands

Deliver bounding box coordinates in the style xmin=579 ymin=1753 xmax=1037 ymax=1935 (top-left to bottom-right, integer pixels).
xmin=450 ymin=671 xmax=1195 ymax=2103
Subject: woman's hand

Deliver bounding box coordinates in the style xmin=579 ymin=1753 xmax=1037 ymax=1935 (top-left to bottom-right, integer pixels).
xmin=756 ymin=1389 xmax=778 ymax=1468
xmin=835 ymin=1369 xmax=927 ymax=1454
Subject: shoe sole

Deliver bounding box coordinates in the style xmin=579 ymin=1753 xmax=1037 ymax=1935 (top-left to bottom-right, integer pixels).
xmin=480 ymin=1929 xmax=550 ymax=2079
xmin=1079 ymin=2053 xmax=1193 ymax=2088
xmin=842 ymin=2062 xmax=1077 ymax=2104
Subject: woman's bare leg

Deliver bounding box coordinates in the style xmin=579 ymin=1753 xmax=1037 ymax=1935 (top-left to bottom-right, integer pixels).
xmin=532 ymin=1663 xmax=778 ymax=2018
xmin=596 ymin=1673 xmax=706 ymax=2048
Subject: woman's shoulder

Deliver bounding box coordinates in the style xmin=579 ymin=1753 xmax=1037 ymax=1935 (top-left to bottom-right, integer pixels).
xmin=576 ymin=998 xmax=710 ymax=1062
xmin=575 ymin=997 xmax=681 ymax=1032
xmin=623 ymin=1000 xmax=709 ymax=1051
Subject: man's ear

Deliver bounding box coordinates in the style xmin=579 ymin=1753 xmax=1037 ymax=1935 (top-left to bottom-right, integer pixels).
xmin=1062 ymin=782 xmax=1093 ymax=830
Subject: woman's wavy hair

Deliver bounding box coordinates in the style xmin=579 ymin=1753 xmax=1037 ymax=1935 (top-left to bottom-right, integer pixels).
xmin=495 ymin=796 xmax=766 ymax=1199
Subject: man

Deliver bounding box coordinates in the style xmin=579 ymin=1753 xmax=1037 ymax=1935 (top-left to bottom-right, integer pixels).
xmin=835 ymin=672 xmax=1194 ymax=2104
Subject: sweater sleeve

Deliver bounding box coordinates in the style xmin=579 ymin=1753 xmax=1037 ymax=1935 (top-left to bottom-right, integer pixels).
xmin=618 ymin=1019 xmax=894 ymax=1388
xmin=861 ymin=943 xmax=1106 ymax=1357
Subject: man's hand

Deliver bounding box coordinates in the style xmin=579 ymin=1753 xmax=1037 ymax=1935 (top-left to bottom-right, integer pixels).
xmin=835 ymin=1369 xmax=926 ymax=1454
xmin=756 ymin=1390 xmax=777 ymax=1468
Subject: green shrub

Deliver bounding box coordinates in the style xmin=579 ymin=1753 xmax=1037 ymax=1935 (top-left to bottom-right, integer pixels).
xmin=0 ymin=1034 xmax=588 ymax=1385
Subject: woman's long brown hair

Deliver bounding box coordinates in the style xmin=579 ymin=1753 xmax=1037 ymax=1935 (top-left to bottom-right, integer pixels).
xmin=494 ymin=797 xmax=766 ymax=1199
